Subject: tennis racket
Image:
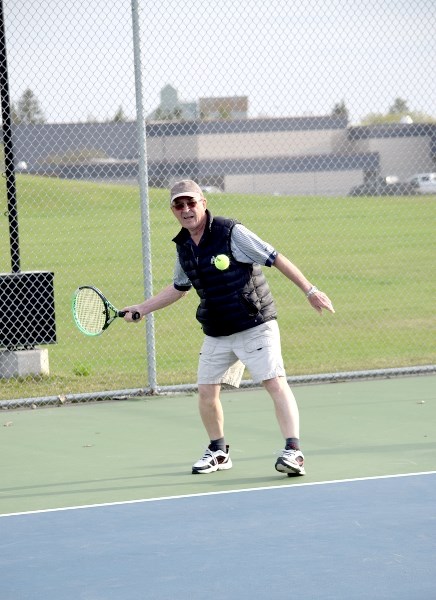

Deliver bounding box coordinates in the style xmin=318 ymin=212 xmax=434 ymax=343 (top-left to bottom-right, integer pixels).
xmin=72 ymin=285 xmax=140 ymax=336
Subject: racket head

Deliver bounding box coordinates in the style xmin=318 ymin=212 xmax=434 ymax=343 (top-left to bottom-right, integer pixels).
xmin=72 ymin=286 xmax=111 ymax=336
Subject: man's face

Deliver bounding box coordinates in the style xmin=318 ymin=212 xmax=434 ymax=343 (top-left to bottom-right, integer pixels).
xmin=171 ymin=195 xmax=207 ymax=232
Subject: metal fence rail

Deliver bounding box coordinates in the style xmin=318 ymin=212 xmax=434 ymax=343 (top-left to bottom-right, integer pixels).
xmin=2 ymin=365 xmax=435 ymax=411
xmin=1 ymin=0 xmax=435 ymax=405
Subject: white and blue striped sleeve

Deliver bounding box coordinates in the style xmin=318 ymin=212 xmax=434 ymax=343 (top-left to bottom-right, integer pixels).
xmin=230 ymin=224 xmax=278 ymax=266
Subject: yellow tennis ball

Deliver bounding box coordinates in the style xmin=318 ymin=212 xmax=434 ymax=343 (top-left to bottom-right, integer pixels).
xmin=215 ymin=254 xmax=230 ymax=270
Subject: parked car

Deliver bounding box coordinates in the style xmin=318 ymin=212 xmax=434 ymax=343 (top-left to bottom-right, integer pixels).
xmin=407 ymin=173 xmax=436 ymax=195
xmin=348 ymin=177 xmax=419 ymax=197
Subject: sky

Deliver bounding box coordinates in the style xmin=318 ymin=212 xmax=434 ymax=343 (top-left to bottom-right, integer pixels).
xmin=4 ymin=0 xmax=436 ymax=125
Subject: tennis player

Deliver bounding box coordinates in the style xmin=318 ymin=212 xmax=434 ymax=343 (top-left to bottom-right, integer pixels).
xmin=122 ymin=180 xmax=335 ymax=476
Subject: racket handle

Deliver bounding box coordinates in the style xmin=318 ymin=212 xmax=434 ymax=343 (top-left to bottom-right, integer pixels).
xmin=118 ymin=310 xmax=141 ymax=320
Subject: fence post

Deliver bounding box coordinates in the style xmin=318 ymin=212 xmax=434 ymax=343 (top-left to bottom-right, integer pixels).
xmin=0 ymin=0 xmax=20 ymax=273
xmin=131 ymin=0 xmax=157 ymax=391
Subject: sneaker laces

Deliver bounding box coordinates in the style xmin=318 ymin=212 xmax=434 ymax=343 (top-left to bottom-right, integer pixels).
xmin=198 ymin=447 xmax=218 ymax=465
xmin=282 ymin=448 xmax=298 ymax=457
xmin=278 ymin=448 xmax=304 ymax=463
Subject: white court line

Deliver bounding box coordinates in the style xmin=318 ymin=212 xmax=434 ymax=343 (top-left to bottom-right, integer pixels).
xmin=1 ymin=470 xmax=435 ymax=519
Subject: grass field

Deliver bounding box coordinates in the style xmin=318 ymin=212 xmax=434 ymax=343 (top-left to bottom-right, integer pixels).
xmin=1 ymin=175 xmax=435 ymax=401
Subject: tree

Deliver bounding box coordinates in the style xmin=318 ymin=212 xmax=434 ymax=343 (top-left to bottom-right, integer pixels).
xmin=10 ymin=103 xmax=21 ymax=124
xmin=361 ymin=98 xmax=436 ymax=125
xmin=152 ymin=106 xmax=188 ymax=121
xmin=15 ymin=89 xmax=45 ymax=124
xmin=388 ymin=97 xmax=409 ymax=115
xmin=218 ymin=105 xmax=231 ymax=120
xmin=153 ymin=107 xmax=174 ymax=121
xmin=112 ymin=106 xmax=127 ymax=122
xmin=332 ymin=100 xmax=349 ymax=120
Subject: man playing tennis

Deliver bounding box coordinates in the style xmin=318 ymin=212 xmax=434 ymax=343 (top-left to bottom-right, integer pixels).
xmin=122 ymin=180 xmax=335 ymax=476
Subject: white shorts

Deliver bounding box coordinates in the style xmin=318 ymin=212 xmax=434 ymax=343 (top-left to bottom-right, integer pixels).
xmin=197 ymin=320 xmax=286 ymax=388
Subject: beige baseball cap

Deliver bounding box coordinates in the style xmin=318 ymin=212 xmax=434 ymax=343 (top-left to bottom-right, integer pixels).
xmin=170 ymin=180 xmax=203 ymax=204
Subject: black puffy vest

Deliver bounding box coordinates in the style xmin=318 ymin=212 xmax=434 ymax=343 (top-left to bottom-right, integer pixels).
xmin=172 ymin=212 xmax=277 ymax=337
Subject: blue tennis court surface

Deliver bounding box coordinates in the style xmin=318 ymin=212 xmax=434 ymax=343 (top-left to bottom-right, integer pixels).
xmin=1 ymin=472 xmax=435 ymax=599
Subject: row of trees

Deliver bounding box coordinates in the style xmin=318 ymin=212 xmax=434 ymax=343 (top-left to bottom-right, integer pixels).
xmin=359 ymin=98 xmax=436 ymax=125
xmin=332 ymin=98 xmax=436 ymax=124
xmin=9 ymin=88 xmax=436 ymax=126
xmin=10 ymin=89 xmax=129 ymax=125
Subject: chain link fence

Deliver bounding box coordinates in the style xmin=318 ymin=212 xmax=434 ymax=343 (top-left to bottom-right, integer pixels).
xmin=1 ymin=0 xmax=435 ymax=406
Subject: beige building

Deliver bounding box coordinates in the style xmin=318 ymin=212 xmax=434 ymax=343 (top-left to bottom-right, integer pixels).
xmin=12 ymin=116 xmax=436 ymax=196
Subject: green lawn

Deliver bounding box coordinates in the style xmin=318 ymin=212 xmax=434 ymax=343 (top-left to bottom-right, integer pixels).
xmin=1 ymin=175 xmax=435 ymax=400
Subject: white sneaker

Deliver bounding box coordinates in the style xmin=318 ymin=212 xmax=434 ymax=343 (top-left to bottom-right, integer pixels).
xmin=192 ymin=445 xmax=232 ymax=474
xmin=275 ymin=448 xmax=305 ymax=476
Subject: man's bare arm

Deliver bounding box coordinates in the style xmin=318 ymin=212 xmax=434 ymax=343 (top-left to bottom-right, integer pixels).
xmin=121 ymin=284 xmax=188 ymax=321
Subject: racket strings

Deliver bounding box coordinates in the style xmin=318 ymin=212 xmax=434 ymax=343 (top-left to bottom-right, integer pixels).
xmin=74 ymin=288 xmax=107 ymax=334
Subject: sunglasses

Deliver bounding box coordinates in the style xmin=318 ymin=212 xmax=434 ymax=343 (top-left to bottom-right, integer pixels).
xmin=172 ymin=199 xmax=200 ymax=211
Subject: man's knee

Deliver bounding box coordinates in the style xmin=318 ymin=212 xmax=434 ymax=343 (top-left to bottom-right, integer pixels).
xmin=198 ymin=383 xmax=221 ymax=403
xmin=262 ymin=375 xmax=286 ymax=394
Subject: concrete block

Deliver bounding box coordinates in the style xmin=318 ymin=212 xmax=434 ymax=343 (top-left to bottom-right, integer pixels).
xmin=0 ymin=349 xmax=50 ymax=379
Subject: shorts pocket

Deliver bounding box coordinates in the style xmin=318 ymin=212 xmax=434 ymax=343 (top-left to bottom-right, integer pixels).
xmin=244 ymin=334 xmax=274 ymax=353
xmin=199 ymin=337 xmax=218 ymax=356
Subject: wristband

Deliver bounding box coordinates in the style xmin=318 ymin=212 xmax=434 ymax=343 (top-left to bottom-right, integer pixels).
xmin=306 ymin=286 xmax=319 ymax=297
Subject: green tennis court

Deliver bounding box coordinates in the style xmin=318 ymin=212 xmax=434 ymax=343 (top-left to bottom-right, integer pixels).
xmin=1 ymin=374 xmax=434 ymax=515
xmin=1 ymin=374 xmax=435 ymax=600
